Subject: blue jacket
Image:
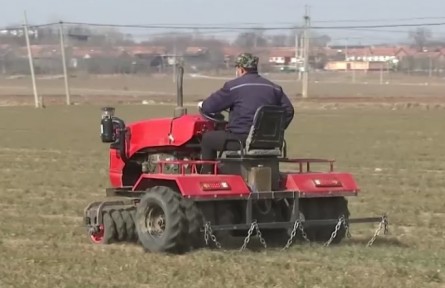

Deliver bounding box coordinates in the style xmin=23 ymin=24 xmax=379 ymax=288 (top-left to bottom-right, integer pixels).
xmin=201 ymin=72 xmax=295 ymax=135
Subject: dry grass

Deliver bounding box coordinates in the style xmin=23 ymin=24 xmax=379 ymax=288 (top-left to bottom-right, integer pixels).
xmin=0 ymin=104 xmax=444 ymax=288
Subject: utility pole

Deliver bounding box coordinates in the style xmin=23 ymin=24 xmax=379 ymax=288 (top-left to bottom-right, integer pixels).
xmin=23 ymin=11 xmax=40 ymax=108
xmin=301 ymin=5 xmax=311 ymax=99
xmin=299 ymin=32 xmax=304 ymax=80
xmin=294 ymin=29 xmax=301 ymax=81
xmin=173 ymin=45 xmax=177 ymax=84
xmin=429 ymin=56 xmax=433 ymax=78
xmin=172 ymin=33 xmax=177 ymax=84
xmin=59 ymin=21 xmax=71 ymax=105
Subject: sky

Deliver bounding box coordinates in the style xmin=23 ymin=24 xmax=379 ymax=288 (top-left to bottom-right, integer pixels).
xmin=2 ymin=0 xmax=445 ymax=45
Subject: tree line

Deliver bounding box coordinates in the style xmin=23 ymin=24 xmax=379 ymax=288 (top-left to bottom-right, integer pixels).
xmin=0 ymin=23 xmax=441 ymax=54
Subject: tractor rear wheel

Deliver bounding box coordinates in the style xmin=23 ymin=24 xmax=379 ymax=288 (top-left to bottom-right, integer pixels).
xmin=135 ymin=186 xmax=188 ymax=253
xmin=180 ymin=199 xmax=205 ymax=250
xmin=261 ymin=200 xmax=296 ymax=247
xmin=301 ymin=197 xmax=350 ymax=244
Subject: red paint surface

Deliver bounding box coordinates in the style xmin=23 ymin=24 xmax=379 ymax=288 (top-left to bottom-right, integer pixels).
xmin=282 ymin=172 xmax=359 ymax=194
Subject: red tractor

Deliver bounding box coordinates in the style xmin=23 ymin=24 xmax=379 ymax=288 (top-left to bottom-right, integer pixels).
xmin=84 ymin=66 xmax=388 ymax=253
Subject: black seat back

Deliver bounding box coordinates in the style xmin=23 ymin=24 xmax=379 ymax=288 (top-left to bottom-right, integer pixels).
xmin=220 ymin=105 xmax=287 ymax=158
xmin=245 ymin=105 xmax=286 ymax=154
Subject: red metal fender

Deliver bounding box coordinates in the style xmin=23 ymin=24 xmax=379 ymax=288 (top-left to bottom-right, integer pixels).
xmin=282 ymin=172 xmax=360 ymax=196
xmin=132 ymin=173 xmax=251 ymax=199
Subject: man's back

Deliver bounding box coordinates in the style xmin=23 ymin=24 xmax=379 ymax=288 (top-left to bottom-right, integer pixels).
xmin=200 ymin=52 xmax=294 ymax=135
xmin=225 ymin=73 xmax=293 ymax=134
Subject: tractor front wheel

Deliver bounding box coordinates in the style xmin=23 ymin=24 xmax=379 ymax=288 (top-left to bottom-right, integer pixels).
xmin=89 ymin=211 xmax=116 ymax=244
xmin=135 ymin=186 xmax=188 ymax=253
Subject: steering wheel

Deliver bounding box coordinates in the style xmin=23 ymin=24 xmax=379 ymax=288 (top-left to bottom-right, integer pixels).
xmin=198 ymin=104 xmax=228 ymax=124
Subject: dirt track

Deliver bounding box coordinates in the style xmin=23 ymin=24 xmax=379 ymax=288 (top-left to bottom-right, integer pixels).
xmin=1 ymin=73 xmax=445 ymax=107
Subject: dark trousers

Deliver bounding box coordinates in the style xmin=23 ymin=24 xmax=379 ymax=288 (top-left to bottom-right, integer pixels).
xmin=200 ymin=130 xmax=247 ymax=173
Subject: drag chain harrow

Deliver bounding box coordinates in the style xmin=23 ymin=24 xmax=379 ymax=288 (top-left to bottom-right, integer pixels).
xmin=239 ymin=220 xmax=267 ymax=251
xmin=203 ymin=215 xmax=389 ymax=251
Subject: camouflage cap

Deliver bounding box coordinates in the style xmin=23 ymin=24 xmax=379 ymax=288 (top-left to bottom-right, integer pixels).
xmin=234 ymin=53 xmax=259 ymax=69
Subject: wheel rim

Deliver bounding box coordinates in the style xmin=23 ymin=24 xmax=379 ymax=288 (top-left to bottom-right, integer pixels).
xmin=90 ymin=224 xmax=104 ymax=244
xmin=144 ymin=205 xmax=166 ymax=237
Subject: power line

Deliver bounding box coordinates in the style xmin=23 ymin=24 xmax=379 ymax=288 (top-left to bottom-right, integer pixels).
xmin=2 ymin=20 xmax=445 ymax=32
xmin=312 ymin=16 xmax=445 ymax=23
xmin=315 ymin=22 xmax=445 ymax=30
xmin=61 ymin=16 xmax=445 ymax=26
xmin=58 ymin=21 xmax=445 ymax=31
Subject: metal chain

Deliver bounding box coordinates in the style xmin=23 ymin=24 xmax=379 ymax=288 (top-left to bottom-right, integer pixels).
xmin=383 ymin=215 xmax=389 ymax=235
xmin=239 ymin=221 xmax=257 ymax=251
xmin=367 ymin=216 xmax=388 ymax=247
xmin=204 ymin=223 xmax=209 ymax=245
xmin=255 ymin=224 xmax=268 ymax=249
xmin=299 ymin=223 xmax=311 ymax=243
xmin=282 ymin=220 xmax=301 ymax=250
xmin=323 ymin=215 xmax=345 ymax=247
xmin=203 ymin=215 xmax=388 ymax=251
xmin=204 ymin=222 xmax=222 ymax=249
xmin=342 ymin=218 xmax=352 ymax=239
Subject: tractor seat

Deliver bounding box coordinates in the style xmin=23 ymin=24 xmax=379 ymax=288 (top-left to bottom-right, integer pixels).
xmin=219 ymin=105 xmax=287 ymax=158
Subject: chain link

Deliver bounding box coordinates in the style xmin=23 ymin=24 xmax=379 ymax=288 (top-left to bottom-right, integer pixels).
xmin=256 ymin=224 xmax=268 ymax=249
xmin=366 ymin=216 xmax=388 ymax=247
xmin=204 ymin=223 xmax=209 ymax=245
xmin=204 ymin=222 xmax=222 ymax=249
xmin=299 ymin=223 xmax=311 ymax=243
xmin=383 ymin=215 xmax=389 ymax=235
xmin=239 ymin=221 xmax=257 ymax=251
xmin=323 ymin=215 xmax=345 ymax=247
xmin=342 ymin=218 xmax=352 ymax=239
xmin=282 ymin=220 xmax=301 ymax=250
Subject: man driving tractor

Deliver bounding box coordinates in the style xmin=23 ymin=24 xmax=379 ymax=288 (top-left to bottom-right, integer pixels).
xmin=198 ymin=52 xmax=295 ymax=173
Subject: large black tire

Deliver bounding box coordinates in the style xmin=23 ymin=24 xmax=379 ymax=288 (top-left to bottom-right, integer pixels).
xmin=110 ymin=209 xmax=127 ymax=242
xmin=135 ymin=186 xmax=188 ymax=253
xmin=129 ymin=208 xmax=139 ymax=243
xmin=121 ymin=209 xmax=136 ymax=242
xmin=213 ymin=202 xmax=237 ymax=246
xmin=261 ymin=201 xmax=293 ymax=247
xmin=102 ymin=212 xmax=117 ymax=244
xmin=300 ymin=197 xmax=350 ymax=244
xmin=180 ymin=199 xmax=205 ymax=250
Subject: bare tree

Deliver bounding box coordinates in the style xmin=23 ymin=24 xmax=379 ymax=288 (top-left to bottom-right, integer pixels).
xmin=286 ymin=27 xmax=302 ymax=46
xmin=311 ymin=33 xmax=331 ymax=48
xmin=267 ymin=34 xmax=288 ymax=47
xmin=233 ymin=29 xmax=268 ymax=50
xmin=409 ymin=27 xmax=432 ymax=51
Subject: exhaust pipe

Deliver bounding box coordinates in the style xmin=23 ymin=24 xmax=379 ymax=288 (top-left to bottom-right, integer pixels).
xmin=174 ymin=63 xmax=187 ymax=117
